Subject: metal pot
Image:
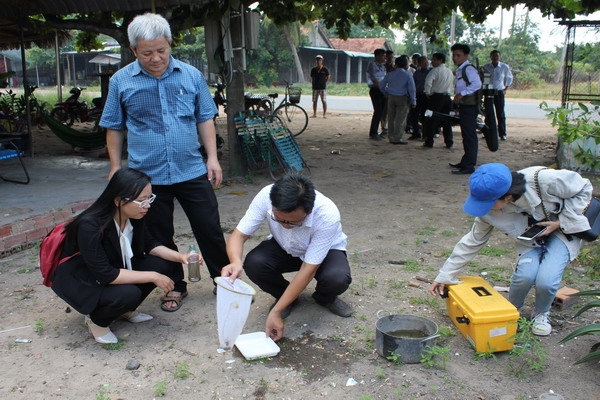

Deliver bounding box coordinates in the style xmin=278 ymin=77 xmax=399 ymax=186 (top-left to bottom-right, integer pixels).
xmin=375 ymin=311 xmax=440 ymax=364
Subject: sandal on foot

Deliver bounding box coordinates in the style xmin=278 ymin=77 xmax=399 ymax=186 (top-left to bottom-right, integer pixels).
xmin=160 ymin=291 xmax=188 ymax=312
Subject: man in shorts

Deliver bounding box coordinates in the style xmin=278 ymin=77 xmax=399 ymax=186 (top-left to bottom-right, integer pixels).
xmin=310 ymin=55 xmax=330 ymax=118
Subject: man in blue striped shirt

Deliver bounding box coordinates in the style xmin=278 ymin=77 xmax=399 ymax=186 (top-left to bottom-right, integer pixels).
xmin=100 ymin=13 xmax=229 ymax=311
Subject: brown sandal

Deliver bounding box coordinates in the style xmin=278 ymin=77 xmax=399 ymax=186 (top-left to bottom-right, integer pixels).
xmin=160 ymin=291 xmax=188 ymax=312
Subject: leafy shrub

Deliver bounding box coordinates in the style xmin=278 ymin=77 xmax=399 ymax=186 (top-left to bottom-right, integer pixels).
xmin=558 ymin=289 xmax=600 ymax=365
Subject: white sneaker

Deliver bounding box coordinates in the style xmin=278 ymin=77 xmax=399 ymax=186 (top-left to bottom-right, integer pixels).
xmin=122 ymin=311 xmax=154 ymax=323
xmin=531 ymin=312 xmax=552 ymax=336
xmin=84 ymin=316 xmax=118 ymax=344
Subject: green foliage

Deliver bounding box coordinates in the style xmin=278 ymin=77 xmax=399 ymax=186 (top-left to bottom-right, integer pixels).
xmin=386 ymin=351 xmax=404 ymax=366
xmin=506 ymin=317 xmax=548 ymax=380
xmin=174 ymin=362 xmax=190 ymax=379
xmin=245 ymin=19 xmax=305 ymax=86
xmin=540 ymin=100 xmax=600 ymax=170
xmin=74 ymin=31 xmax=104 ymax=52
xmin=101 ymin=339 xmax=125 ymax=350
xmin=558 ymin=289 xmax=600 ymax=365
xmin=26 ymin=46 xmax=56 ymax=68
xmin=420 ymin=345 xmax=451 ymax=369
xmin=33 ymin=318 xmax=45 ymax=335
xmin=153 ymin=380 xmax=167 ymax=397
xmin=575 ymin=245 xmax=600 ymax=280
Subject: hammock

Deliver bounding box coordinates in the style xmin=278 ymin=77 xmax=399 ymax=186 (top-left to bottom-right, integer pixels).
xmin=43 ymin=113 xmax=106 ymax=149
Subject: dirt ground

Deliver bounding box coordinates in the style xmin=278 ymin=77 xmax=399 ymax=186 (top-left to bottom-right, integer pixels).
xmin=1 ymin=106 xmax=599 ymax=400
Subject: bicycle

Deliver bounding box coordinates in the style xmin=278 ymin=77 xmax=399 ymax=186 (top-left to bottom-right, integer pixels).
xmin=256 ymin=81 xmax=308 ymax=137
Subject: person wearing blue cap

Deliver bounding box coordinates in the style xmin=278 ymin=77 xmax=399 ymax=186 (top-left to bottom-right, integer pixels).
xmin=429 ymin=163 xmax=593 ymax=336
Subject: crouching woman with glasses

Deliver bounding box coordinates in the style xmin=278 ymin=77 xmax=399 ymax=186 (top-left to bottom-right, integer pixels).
xmin=51 ymin=168 xmax=191 ymax=344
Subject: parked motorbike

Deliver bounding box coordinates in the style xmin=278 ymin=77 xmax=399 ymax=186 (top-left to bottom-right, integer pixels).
xmin=50 ymin=87 xmax=103 ymax=131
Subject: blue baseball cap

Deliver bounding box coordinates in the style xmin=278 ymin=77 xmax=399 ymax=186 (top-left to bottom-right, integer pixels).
xmin=463 ymin=163 xmax=512 ymax=217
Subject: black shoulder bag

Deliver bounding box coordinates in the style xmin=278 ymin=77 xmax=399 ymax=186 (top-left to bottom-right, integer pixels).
xmin=534 ymin=168 xmax=600 ymax=242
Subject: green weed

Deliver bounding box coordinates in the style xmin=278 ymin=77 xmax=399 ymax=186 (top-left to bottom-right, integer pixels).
xmin=33 ymin=318 xmax=45 ymax=335
xmin=375 ymin=368 xmax=387 ymax=379
xmin=479 ymin=246 xmax=511 ymax=257
xmin=420 ymin=345 xmax=451 ymax=369
xmin=506 ymin=317 xmax=548 ymax=380
xmin=402 ymin=259 xmax=421 ymax=272
xmin=16 ymin=268 xmax=35 ymax=274
xmin=440 ymin=230 xmax=457 ymax=237
xmin=96 ymin=390 xmax=111 ymax=400
xmin=174 ymin=362 xmax=190 ymax=379
xmin=437 ymin=325 xmax=457 ymax=341
xmin=101 ymin=339 xmax=126 ymax=350
xmin=386 ymin=351 xmax=404 ymax=366
xmin=407 ymin=296 xmax=438 ymax=308
xmin=416 ymin=226 xmax=437 ymax=236
xmin=153 ymin=381 xmax=167 ymax=397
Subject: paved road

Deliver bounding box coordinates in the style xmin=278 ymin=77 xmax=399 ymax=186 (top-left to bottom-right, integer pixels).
xmin=296 ymin=95 xmax=556 ymax=120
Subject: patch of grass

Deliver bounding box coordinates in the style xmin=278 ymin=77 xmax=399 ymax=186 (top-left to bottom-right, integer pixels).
xmin=386 ymin=351 xmax=404 ymax=366
xmin=402 ymin=259 xmax=421 ymax=272
xmin=362 ymin=276 xmax=377 ymax=289
xmin=479 ymin=246 xmax=511 ymax=257
xmin=408 ymin=296 xmax=438 ymax=308
xmin=437 ymin=325 xmax=457 ymax=341
xmin=153 ymin=381 xmax=167 ymax=397
xmin=16 ymin=268 xmax=35 ymax=274
xmin=474 ymin=351 xmax=497 ymax=361
xmin=375 ymin=368 xmax=387 ymax=380
xmin=101 ymin=339 xmax=126 ymax=350
xmin=416 ymin=226 xmax=437 ymax=236
xmin=440 ymin=230 xmax=457 ymax=237
xmin=506 ymin=317 xmax=548 ymax=380
xmin=33 ymin=318 xmax=45 ymax=335
xmin=96 ymin=390 xmax=111 ymax=400
xmin=434 ymin=249 xmax=453 ymax=258
xmin=420 ymin=345 xmax=451 ymax=369
xmin=174 ymin=362 xmax=190 ymax=379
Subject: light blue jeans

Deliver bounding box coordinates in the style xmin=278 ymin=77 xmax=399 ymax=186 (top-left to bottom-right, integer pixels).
xmin=508 ymin=234 xmax=570 ymax=314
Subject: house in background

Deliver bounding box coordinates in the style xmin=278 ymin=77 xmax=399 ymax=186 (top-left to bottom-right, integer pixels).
xmin=294 ymin=24 xmax=393 ymax=84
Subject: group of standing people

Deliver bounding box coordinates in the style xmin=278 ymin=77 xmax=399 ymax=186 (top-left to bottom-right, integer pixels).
xmin=49 ymin=13 xmax=353 ymax=345
xmin=47 ymin=14 xmax=583 ymax=346
xmin=366 ymin=45 xmax=513 ymax=176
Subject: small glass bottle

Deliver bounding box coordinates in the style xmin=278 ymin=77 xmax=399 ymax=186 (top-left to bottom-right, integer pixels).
xmin=187 ymin=244 xmax=201 ymax=282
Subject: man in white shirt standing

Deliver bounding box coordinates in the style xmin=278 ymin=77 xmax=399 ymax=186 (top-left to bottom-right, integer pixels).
xmin=221 ymin=175 xmax=353 ymax=342
xmin=423 ymin=53 xmax=455 ymax=149
xmin=483 ymin=50 xmax=513 ymax=141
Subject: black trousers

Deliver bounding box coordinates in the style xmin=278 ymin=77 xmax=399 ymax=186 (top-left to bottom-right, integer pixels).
xmin=243 ymin=238 xmax=352 ymax=304
xmin=369 ymin=87 xmax=385 ymax=137
xmin=90 ymin=254 xmax=175 ymax=327
xmin=145 ymin=175 xmax=229 ymax=293
xmin=424 ymin=93 xmax=453 ymax=147
xmin=458 ymin=105 xmax=479 ymax=169
xmin=408 ymin=92 xmax=428 ymax=136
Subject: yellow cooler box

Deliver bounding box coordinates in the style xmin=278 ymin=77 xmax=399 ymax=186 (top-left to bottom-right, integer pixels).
xmin=444 ymin=276 xmax=519 ymax=353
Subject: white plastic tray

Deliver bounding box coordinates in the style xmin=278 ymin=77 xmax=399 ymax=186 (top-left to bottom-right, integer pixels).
xmin=234 ymin=332 xmax=280 ymax=360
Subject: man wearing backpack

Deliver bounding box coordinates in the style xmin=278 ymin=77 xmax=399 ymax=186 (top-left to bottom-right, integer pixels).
xmin=483 ymin=50 xmax=513 ymax=141
xmin=450 ymin=43 xmax=482 ymax=175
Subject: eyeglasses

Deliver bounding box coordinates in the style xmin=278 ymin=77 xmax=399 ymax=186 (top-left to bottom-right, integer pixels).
xmin=126 ymin=193 xmax=156 ymax=208
xmin=269 ymin=212 xmax=305 ymax=227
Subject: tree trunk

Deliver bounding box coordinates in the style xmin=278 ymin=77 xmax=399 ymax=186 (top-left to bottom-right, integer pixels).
xmin=284 ymin=26 xmax=304 ymax=83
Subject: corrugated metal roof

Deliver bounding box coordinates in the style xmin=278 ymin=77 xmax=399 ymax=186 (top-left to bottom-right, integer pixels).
xmin=301 ymin=46 xmax=373 ymax=58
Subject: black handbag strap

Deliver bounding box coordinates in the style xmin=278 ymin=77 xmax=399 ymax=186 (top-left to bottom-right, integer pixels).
xmin=533 ymin=167 xmax=551 ymax=220
xmin=533 ymin=168 xmax=563 ymax=220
